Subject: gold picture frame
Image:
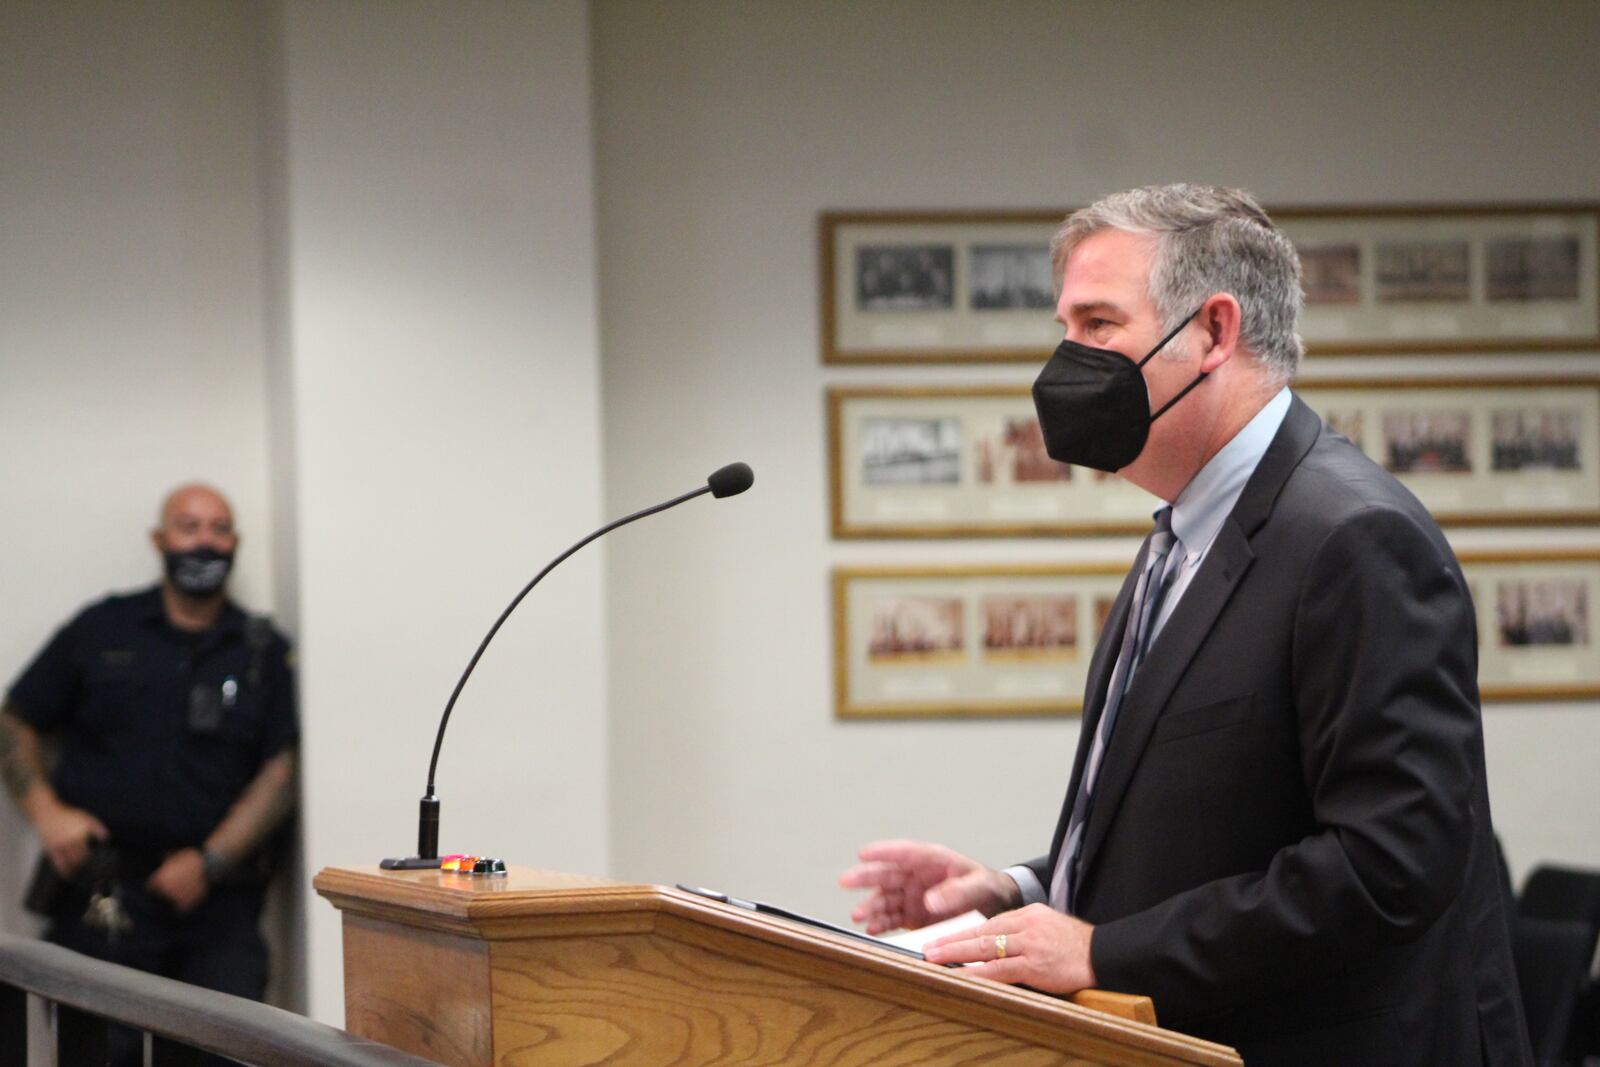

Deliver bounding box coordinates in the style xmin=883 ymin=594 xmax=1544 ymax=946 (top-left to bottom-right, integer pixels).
xmin=827 ymin=378 xmax=1600 ymax=538
xmin=1281 ymin=203 xmax=1600 ymax=354
xmin=819 ymin=204 xmax=1600 ymax=363
xmin=820 ymin=210 xmax=1065 ymax=365
xmin=832 ymin=563 xmax=1130 ymax=719
xmin=832 ymin=552 xmax=1600 ymax=719
xmin=1461 ymin=550 xmax=1600 ymax=702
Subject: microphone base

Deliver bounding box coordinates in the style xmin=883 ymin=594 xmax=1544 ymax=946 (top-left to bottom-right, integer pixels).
xmin=379 ymin=856 xmax=443 ymax=870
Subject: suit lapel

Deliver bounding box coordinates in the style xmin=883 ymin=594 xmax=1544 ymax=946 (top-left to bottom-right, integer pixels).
xmin=1073 ymin=522 xmax=1254 ymax=883
xmin=1071 ymin=396 xmax=1325 ymax=898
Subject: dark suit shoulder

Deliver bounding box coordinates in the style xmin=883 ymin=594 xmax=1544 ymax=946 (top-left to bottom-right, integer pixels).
xmin=1270 ymin=425 xmax=1449 ymax=554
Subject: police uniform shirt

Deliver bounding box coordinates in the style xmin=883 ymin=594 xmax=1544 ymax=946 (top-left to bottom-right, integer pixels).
xmin=6 ymin=586 xmax=298 ymax=854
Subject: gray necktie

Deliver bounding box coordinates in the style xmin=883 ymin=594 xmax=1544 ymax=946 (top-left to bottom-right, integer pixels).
xmin=1050 ymin=507 xmax=1178 ymax=913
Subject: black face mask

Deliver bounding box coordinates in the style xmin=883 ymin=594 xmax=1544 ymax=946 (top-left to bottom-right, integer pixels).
xmin=1031 ymin=307 xmax=1205 ymax=473
xmin=163 ymin=547 xmax=233 ymax=598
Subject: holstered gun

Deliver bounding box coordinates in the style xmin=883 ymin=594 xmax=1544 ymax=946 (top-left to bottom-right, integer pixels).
xmin=22 ymin=840 xmax=118 ymax=916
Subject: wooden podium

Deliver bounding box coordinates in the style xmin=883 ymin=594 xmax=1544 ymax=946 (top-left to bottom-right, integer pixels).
xmin=315 ymin=866 xmax=1241 ymax=1067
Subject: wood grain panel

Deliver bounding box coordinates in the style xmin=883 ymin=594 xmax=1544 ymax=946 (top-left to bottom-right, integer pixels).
xmin=317 ymin=867 xmax=1241 ymax=1067
xmin=489 ymin=932 xmax=1088 ymax=1067
xmin=644 ymin=910 xmax=1211 ymax=1067
xmin=342 ymin=915 xmax=493 ymax=1067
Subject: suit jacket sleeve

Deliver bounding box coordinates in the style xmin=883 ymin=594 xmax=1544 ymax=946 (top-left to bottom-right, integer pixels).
xmin=1088 ymin=503 xmax=1481 ymax=1019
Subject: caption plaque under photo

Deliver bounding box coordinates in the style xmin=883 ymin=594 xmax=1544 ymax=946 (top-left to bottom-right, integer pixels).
xmin=828 ymin=379 xmax=1600 ymax=538
xmin=833 ymin=564 xmax=1131 ymax=719
xmin=819 ymin=205 xmax=1600 ymax=363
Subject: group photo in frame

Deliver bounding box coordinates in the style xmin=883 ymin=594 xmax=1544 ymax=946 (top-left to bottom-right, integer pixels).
xmin=832 ymin=564 xmax=1131 ymax=719
xmin=831 ymin=553 xmax=1600 ymax=720
xmin=1302 ymin=378 xmax=1600 ymax=524
xmin=1281 ymin=204 xmax=1600 ymax=353
xmin=827 ymin=379 xmax=1600 ymax=538
xmin=819 ymin=204 xmax=1600 ymax=364
xmin=820 ymin=211 xmax=1066 ymax=364
xmin=828 ymin=385 xmax=1160 ymax=537
xmin=1462 ymin=550 xmax=1600 ymax=701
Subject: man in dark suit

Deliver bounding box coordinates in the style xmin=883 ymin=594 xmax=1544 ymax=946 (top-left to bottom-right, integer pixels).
xmin=841 ymin=185 xmax=1530 ymax=1065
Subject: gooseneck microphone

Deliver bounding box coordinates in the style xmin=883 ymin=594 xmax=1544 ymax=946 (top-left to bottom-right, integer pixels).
xmin=381 ymin=462 xmax=754 ymax=870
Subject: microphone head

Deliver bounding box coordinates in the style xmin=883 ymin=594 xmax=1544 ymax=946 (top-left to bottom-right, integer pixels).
xmin=708 ymin=462 xmax=754 ymax=498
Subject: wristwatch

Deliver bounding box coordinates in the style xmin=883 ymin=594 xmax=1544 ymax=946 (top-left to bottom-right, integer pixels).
xmin=199 ymin=846 xmax=232 ymax=886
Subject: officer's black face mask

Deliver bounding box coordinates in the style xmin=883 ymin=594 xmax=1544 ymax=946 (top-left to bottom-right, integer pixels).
xmin=163 ymin=547 xmax=233 ymax=598
xmin=1031 ymin=307 xmax=1206 ymax=473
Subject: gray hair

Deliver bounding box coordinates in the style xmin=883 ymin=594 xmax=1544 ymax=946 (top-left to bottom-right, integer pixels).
xmin=1051 ymin=184 xmax=1304 ymax=383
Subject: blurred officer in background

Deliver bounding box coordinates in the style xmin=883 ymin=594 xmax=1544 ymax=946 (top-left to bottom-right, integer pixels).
xmin=1 ymin=483 xmax=297 ymax=1060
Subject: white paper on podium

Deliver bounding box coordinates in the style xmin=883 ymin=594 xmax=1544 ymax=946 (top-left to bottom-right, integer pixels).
xmin=877 ymin=910 xmax=987 ymax=952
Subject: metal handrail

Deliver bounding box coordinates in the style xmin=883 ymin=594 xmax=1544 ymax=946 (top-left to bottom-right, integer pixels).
xmin=0 ymin=933 xmax=445 ymax=1066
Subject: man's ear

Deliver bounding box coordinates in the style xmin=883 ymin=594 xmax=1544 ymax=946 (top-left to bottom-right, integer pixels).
xmin=1198 ymin=293 xmax=1242 ymax=374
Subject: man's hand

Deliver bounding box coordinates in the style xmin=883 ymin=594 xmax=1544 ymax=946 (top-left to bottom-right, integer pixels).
xmin=3 ymin=708 xmax=107 ymax=877
xmin=147 ymin=848 xmax=209 ymax=913
xmin=839 ymin=840 xmax=1022 ymax=935
xmin=924 ymin=903 xmax=1097 ymax=995
xmin=34 ymin=799 xmax=109 ymax=879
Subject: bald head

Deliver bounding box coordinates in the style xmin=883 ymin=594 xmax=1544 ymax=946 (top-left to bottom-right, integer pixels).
xmin=151 ymin=483 xmax=239 ymax=599
xmin=157 ymin=483 xmax=234 ymax=532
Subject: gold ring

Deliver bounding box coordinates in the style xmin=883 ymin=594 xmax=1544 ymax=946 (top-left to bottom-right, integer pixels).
xmin=994 ymin=933 xmax=1008 ymax=959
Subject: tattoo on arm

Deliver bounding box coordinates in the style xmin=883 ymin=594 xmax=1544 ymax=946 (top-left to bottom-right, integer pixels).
xmin=206 ymin=750 xmax=298 ymax=862
xmin=0 ymin=707 xmax=42 ymax=800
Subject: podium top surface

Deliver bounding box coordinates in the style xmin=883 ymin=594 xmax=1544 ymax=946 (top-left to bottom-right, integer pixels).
xmin=314 ymin=865 xmax=655 ymax=926
xmin=315 ymin=866 xmax=1242 ymax=1067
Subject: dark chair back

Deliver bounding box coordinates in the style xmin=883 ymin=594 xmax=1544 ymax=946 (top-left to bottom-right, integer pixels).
xmin=1517 ymin=864 xmax=1600 ymax=1066
xmin=1515 ymin=916 xmax=1594 ymax=1065
xmin=1521 ymin=865 xmax=1600 ymax=933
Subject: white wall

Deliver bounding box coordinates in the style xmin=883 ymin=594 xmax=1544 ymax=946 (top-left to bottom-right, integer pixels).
xmin=3 ymin=0 xmax=1599 ymax=1034
xmin=0 ymin=0 xmax=277 ymax=938
xmin=0 ymin=0 xmax=608 ymax=1028
xmin=272 ymin=0 xmax=607 ymax=1024
xmin=592 ymin=0 xmax=1600 ymax=924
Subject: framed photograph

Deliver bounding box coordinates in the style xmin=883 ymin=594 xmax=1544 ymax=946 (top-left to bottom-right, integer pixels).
xmin=829 ymin=386 xmax=1162 ymax=538
xmin=829 ymin=379 xmax=1600 ymax=537
xmin=834 ymin=554 xmax=1600 ymax=716
xmin=820 ymin=205 xmax=1600 ymax=363
xmin=1461 ymin=551 xmax=1600 ymax=701
xmin=1278 ymin=205 xmax=1600 ymax=352
xmin=821 ymin=211 xmax=1066 ymax=364
xmin=833 ymin=564 xmax=1130 ymax=719
xmin=1301 ymin=378 xmax=1600 ymax=525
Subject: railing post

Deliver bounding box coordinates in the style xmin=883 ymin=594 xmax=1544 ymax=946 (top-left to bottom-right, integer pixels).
xmin=1 ymin=982 xmax=26 ymax=1064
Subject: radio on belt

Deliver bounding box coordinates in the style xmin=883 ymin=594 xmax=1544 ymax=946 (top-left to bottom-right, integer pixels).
xmin=438 ymin=854 xmax=507 ymax=875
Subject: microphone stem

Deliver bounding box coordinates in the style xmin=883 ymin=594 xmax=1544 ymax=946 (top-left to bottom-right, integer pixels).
xmin=424 ymin=483 xmax=711 ymax=796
